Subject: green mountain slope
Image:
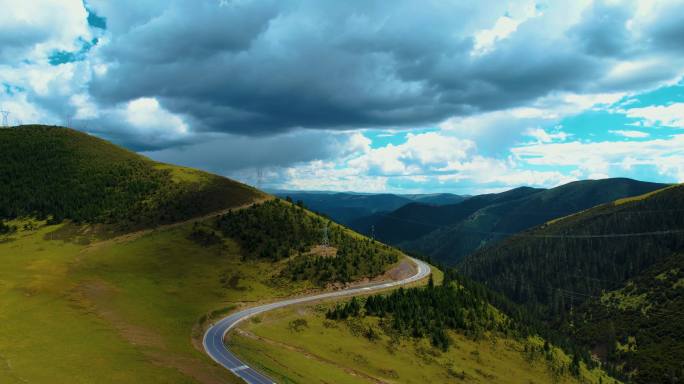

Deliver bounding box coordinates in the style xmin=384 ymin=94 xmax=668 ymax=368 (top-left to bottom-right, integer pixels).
xmin=384 ymin=179 xmax=666 ymax=264
xmin=459 ymin=184 xmax=684 ymax=383
xmin=0 ymin=125 xmax=262 ymax=229
xmin=351 ymin=186 xmax=541 ymax=245
xmin=230 ymin=271 xmax=616 ymax=384
xmin=567 ymin=251 xmax=684 ymax=383
xmin=0 ymin=128 xmax=403 ymax=384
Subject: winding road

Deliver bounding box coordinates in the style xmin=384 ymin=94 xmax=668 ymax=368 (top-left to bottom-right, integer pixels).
xmin=203 ymin=256 xmax=431 ymax=384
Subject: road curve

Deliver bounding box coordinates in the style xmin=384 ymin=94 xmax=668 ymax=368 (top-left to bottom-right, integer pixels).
xmin=203 ymin=256 xmax=431 ymax=384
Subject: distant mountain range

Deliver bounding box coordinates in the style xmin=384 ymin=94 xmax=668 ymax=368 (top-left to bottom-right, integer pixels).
xmin=291 ymin=179 xmax=668 ymax=265
xmin=270 ymin=190 xmax=467 ymax=226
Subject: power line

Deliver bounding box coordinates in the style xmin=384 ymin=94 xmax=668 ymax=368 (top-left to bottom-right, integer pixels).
xmin=371 ymin=211 xmax=684 ymax=239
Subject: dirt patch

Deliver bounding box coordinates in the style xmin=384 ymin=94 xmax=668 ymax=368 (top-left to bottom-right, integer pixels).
xmin=306 ymin=245 xmax=338 ymax=258
xmin=381 ymin=258 xmax=416 ymax=282
xmin=233 ymin=329 xmax=389 ymax=384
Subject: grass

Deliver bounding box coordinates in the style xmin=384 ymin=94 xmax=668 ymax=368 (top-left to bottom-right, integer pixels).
xmin=0 ymin=215 xmax=320 ymax=384
xmin=613 ymin=183 xmax=680 ymax=206
xmin=230 ymin=305 xmax=617 ymax=384
xmin=0 ymin=201 xmax=420 ymax=383
xmin=154 ymin=163 xmax=210 ymax=184
xmin=600 ymin=283 xmax=651 ymax=313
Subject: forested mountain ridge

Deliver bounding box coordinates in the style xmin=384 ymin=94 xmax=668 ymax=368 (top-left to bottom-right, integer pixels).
xmin=272 ymin=191 xmax=413 ymax=225
xmin=351 ymin=186 xmax=542 ymax=245
xmin=273 ymin=191 xmax=467 ymax=226
xmin=0 ymin=125 xmax=262 ymax=231
xmin=364 ymin=178 xmax=666 ymax=265
xmin=459 ymin=183 xmax=684 ymax=383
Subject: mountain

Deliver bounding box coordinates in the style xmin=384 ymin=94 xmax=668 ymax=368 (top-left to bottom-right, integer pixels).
xmin=231 ymin=268 xmax=614 ymax=384
xmin=350 ymin=187 xmax=541 ymax=245
xmin=272 ymin=190 xmax=466 ymax=226
xmin=459 ymin=183 xmax=684 ymax=383
xmin=0 ymin=125 xmax=263 ymax=230
xmin=402 ymin=192 xmax=469 ymax=205
xmin=0 ymin=126 xmax=403 ymax=384
xmin=358 ymin=178 xmax=667 ymax=265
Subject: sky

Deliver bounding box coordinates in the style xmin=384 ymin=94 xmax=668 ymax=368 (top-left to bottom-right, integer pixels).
xmin=1 ymin=0 xmax=684 ymax=194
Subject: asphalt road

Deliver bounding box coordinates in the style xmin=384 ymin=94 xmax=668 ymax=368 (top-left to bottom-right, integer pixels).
xmin=203 ymin=256 xmax=431 ymax=384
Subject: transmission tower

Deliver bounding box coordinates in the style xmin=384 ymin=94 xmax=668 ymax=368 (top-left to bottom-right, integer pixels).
xmin=256 ymin=167 xmax=264 ymax=189
xmin=371 ymin=225 xmax=376 ymax=240
xmin=322 ymin=222 xmax=329 ymax=248
xmin=0 ymin=110 xmax=9 ymax=127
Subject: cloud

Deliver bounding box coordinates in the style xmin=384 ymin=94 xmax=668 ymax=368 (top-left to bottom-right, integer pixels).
xmin=3 ymin=0 xmax=684 ymax=193
xmin=348 ymin=132 xmax=475 ymax=176
xmin=625 ymin=103 xmax=684 ymax=127
xmin=524 ymin=127 xmax=569 ymax=143
xmin=0 ymin=0 xmax=91 ymax=64
xmin=143 ymin=129 xmax=362 ymax=176
xmin=57 ymin=0 xmax=684 ymax=141
xmin=609 ymin=129 xmax=649 ymax=138
xmin=512 ymin=134 xmax=684 ymax=181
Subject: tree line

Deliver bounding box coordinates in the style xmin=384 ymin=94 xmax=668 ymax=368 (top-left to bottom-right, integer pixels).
xmin=213 ymin=199 xmax=399 ymax=285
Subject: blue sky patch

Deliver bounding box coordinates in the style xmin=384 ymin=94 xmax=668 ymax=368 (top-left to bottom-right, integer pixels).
xmin=84 ymin=2 xmax=107 ymax=29
xmin=48 ymin=37 xmax=98 ymax=66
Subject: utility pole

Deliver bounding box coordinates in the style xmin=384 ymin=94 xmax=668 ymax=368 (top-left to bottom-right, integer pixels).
xmin=0 ymin=110 xmax=9 ymax=127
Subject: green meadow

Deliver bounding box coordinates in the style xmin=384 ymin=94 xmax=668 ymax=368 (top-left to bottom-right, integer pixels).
xmin=0 ymin=218 xmax=319 ymax=384
xmin=230 ymin=302 xmax=618 ymax=384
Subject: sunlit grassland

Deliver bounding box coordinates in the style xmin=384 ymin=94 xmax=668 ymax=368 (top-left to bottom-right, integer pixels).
xmin=0 ymin=217 xmax=318 ymax=384
xmin=230 ymin=304 xmax=618 ymax=384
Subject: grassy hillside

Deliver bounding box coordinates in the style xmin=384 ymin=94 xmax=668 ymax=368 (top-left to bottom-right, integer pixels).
xmin=459 ymin=184 xmax=684 ymax=383
xmin=229 ymin=275 xmax=616 ymax=384
xmin=0 ymin=129 xmax=406 ymax=383
xmin=0 ymin=125 xmax=262 ymax=230
xmin=0 ymin=201 xmax=408 ymax=383
xmin=387 ymin=179 xmax=666 ymax=264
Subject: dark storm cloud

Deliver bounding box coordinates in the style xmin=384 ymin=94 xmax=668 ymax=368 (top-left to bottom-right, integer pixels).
xmin=648 ymin=3 xmax=684 ymax=51
xmin=80 ymin=0 xmax=684 ymax=141
xmin=569 ymin=1 xmax=634 ymax=57
xmin=142 ymin=130 xmax=353 ymax=174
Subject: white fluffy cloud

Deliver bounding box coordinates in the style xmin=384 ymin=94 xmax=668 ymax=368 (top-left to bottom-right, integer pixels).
xmin=0 ymin=0 xmax=90 ymax=64
xmin=524 ymin=127 xmax=570 ymax=143
xmin=348 ymin=132 xmax=475 ymax=175
xmin=625 ymin=103 xmax=684 ymax=127
xmin=609 ymin=129 xmax=649 ymax=138
xmin=512 ymin=134 xmax=684 ymax=181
